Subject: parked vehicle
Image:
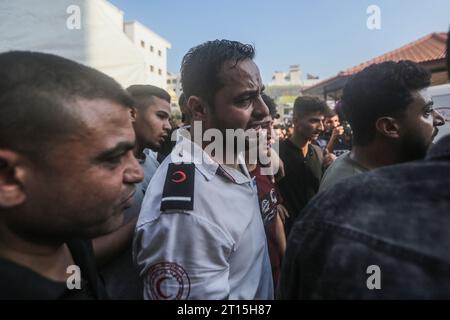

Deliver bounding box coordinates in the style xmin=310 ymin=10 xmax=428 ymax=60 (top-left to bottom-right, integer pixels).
xmin=428 ymin=83 xmax=450 ymax=142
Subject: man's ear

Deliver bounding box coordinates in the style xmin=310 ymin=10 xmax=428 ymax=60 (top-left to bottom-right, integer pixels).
xmin=375 ymin=117 xmax=401 ymax=139
xmin=0 ymin=150 xmax=26 ymax=208
xmin=292 ymin=115 xmax=299 ymax=128
xmin=188 ymin=96 xmax=208 ymax=121
xmin=129 ymin=108 xmax=137 ymax=122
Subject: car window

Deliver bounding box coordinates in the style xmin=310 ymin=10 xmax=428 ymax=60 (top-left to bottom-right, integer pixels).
xmin=432 ymin=94 xmax=450 ymax=142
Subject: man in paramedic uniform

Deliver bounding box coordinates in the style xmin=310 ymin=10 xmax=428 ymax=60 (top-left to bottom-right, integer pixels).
xmin=134 ymin=40 xmax=274 ymax=300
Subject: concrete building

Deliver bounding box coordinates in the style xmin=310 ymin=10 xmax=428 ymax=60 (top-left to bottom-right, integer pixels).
xmin=124 ymin=20 xmax=171 ymax=89
xmin=269 ymin=65 xmax=302 ymax=86
xmin=0 ymin=0 xmax=171 ymax=89
xmin=167 ymin=72 xmax=183 ymax=103
xmin=166 ymin=72 xmax=183 ymax=115
xmin=266 ymin=65 xmax=321 ymax=123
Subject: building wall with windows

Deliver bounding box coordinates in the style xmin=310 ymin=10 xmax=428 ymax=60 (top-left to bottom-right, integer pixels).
xmin=124 ymin=20 xmax=171 ymax=89
xmin=0 ymin=0 xmax=169 ymax=88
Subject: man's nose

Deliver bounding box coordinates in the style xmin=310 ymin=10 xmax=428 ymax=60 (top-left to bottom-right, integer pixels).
xmin=124 ymin=153 xmax=144 ymax=184
xmin=252 ymin=95 xmax=270 ymax=120
xmin=164 ymin=119 xmax=172 ymax=131
xmin=433 ymin=109 xmax=446 ymax=127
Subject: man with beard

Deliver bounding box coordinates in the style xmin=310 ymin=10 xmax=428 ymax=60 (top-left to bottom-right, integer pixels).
xmin=134 ymin=40 xmax=273 ymax=299
xmin=279 ymin=31 xmax=450 ymax=299
xmin=278 ymin=96 xmax=333 ymax=236
xmin=319 ymin=60 xmax=445 ymax=192
xmin=96 ymin=85 xmax=172 ymax=299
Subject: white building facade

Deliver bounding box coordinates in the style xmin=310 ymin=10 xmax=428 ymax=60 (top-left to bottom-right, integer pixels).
xmin=124 ymin=21 xmax=171 ymax=89
xmin=0 ymin=0 xmax=171 ymax=89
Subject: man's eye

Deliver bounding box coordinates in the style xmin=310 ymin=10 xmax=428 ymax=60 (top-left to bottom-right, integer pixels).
xmin=424 ymin=108 xmax=433 ymax=117
xmin=236 ymin=98 xmax=253 ymax=108
xmin=105 ymin=154 xmax=125 ymax=167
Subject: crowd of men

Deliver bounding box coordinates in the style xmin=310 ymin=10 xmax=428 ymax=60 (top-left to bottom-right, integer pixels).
xmin=0 ymin=30 xmax=449 ymax=299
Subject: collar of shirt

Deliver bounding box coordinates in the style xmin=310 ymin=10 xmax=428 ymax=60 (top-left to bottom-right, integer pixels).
xmin=284 ymin=139 xmax=314 ymax=159
xmin=171 ymin=128 xmax=252 ymax=185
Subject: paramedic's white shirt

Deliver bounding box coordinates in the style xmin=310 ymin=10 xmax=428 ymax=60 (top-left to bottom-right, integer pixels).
xmin=133 ymin=134 xmax=273 ymax=300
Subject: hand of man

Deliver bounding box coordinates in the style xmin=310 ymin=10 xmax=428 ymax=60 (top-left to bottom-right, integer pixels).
xmin=323 ymin=149 xmax=337 ymax=169
xmin=331 ymin=125 xmax=344 ymax=138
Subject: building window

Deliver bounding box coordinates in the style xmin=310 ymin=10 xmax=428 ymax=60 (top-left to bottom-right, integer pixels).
xmin=150 ymin=65 xmax=154 ymax=73
xmin=172 ymin=79 xmax=177 ymax=84
xmin=167 ymin=79 xmax=171 ymax=84
xmin=158 ymin=69 xmax=162 ymax=76
xmin=140 ymin=40 xmax=145 ymax=48
xmin=158 ymin=50 xmax=162 ymax=57
xmin=150 ymin=45 xmax=154 ymax=52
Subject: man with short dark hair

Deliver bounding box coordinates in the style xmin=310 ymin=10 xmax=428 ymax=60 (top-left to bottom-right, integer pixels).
xmin=0 ymin=51 xmax=144 ymax=299
xmin=319 ymin=60 xmax=445 ymax=192
xmin=278 ymin=96 xmax=332 ymax=236
xmin=279 ymin=31 xmax=450 ymax=299
xmin=98 ymin=84 xmax=171 ymax=299
xmin=316 ymin=107 xmax=352 ymax=157
xmin=134 ymin=40 xmax=274 ymax=299
xmin=128 ymin=85 xmax=172 ymax=154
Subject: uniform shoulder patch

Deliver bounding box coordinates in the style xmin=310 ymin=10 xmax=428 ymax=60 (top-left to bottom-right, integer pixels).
xmin=160 ymin=163 xmax=195 ymax=211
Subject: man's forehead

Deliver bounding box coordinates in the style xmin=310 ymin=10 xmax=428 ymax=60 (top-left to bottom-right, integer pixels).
xmin=416 ymin=88 xmax=433 ymax=104
xmin=147 ymin=96 xmax=170 ymax=108
xmin=71 ymin=99 xmax=135 ymax=141
xmin=306 ymin=112 xmax=325 ymax=120
xmin=147 ymin=98 xmax=171 ymax=113
xmin=220 ymin=59 xmax=262 ymax=89
xmin=74 ymin=98 xmax=126 ymax=118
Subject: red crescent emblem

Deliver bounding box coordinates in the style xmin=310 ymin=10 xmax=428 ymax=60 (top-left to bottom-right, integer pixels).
xmin=156 ymin=276 xmax=172 ymax=299
xmin=147 ymin=262 xmax=191 ymax=300
xmin=171 ymin=170 xmax=187 ymax=183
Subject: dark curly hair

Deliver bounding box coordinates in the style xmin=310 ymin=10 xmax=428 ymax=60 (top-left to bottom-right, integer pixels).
xmin=181 ymin=39 xmax=255 ymax=107
xmin=342 ymin=60 xmax=431 ymax=146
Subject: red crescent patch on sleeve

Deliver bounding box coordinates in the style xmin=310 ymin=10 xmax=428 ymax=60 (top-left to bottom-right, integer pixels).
xmin=146 ymin=262 xmax=191 ymax=300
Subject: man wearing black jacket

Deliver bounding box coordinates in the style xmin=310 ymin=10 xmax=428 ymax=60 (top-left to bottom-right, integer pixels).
xmin=279 ymin=29 xmax=450 ymax=299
